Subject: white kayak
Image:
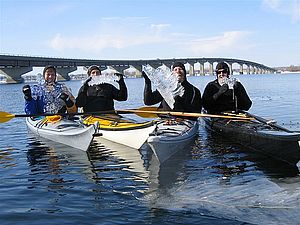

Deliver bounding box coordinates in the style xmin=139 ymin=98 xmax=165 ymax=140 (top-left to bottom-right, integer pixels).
xmin=82 ymin=115 xmax=157 ymax=149
xmin=26 ymin=116 xmax=98 ymax=151
xmin=147 ymin=119 xmax=199 ymax=163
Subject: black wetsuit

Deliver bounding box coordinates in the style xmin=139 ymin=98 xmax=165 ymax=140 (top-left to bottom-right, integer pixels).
xmin=144 ymin=79 xmax=202 ymax=119
xmin=76 ymin=79 xmax=127 ymax=112
xmin=202 ymin=79 xmax=252 ymax=114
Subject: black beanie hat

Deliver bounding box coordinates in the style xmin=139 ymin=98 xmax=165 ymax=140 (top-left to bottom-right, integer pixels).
xmin=215 ymin=62 xmax=230 ymax=74
xmin=43 ymin=65 xmax=56 ymax=76
xmin=87 ymin=65 xmax=101 ymax=76
xmin=172 ymin=62 xmax=186 ymax=75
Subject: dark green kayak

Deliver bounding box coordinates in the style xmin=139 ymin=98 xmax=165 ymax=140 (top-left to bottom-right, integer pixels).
xmin=203 ymin=112 xmax=300 ymax=166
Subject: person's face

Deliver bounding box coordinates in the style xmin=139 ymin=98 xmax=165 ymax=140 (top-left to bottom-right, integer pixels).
xmin=44 ymin=68 xmax=56 ymax=83
xmin=217 ymin=69 xmax=229 ymax=85
xmin=172 ymin=66 xmax=186 ymax=83
xmin=90 ymin=69 xmax=101 ymax=77
xmin=216 ymin=69 xmax=229 ymax=78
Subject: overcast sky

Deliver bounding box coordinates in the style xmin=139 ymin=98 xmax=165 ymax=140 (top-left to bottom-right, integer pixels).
xmin=1 ymin=0 xmax=299 ymax=68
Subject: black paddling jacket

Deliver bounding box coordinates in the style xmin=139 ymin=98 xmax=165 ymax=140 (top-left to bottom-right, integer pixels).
xmin=76 ymin=79 xmax=127 ymax=112
xmin=202 ymin=79 xmax=252 ymax=114
xmin=144 ymin=80 xmax=202 ymax=118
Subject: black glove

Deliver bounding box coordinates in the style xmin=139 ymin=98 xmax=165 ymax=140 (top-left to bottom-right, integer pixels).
xmin=233 ymin=81 xmax=241 ymax=90
xmin=233 ymin=81 xmax=244 ymax=96
xmin=59 ymin=92 xmax=74 ymax=108
xmin=213 ymin=84 xmax=229 ymax=100
xmin=22 ymin=85 xmax=32 ymax=101
xmin=115 ymin=73 xmax=124 ymax=82
xmin=142 ymin=71 xmax=151 ymax=84
xmin=83 ymin=76 xmax=92 ymax=92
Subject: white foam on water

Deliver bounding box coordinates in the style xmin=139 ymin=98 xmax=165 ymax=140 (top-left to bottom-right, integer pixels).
xmin=144 ymin=173 xmax=300 ymax=224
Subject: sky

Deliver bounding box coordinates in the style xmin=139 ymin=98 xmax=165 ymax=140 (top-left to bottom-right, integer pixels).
xmin=0 ymin=0 xmax=300 ymax=68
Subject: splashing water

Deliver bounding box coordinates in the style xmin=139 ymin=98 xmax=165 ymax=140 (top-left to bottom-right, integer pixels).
xmin=143 ymin=64 xmax=185 ymax=109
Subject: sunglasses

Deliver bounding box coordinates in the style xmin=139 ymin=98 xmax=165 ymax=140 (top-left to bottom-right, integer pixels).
xmin=216 ymin=69 xmax=229 ymax=75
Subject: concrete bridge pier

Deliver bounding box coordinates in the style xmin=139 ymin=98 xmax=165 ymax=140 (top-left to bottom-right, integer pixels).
xmin=227 ymin=63 xmax=233 ymax=75
xmin=163 ymin=62 xmax=173 ymax=71
xmin=199 ymin=63 xmax=204 ymax=75
xmin=111 ymin=65 xmax=130 ymax=74
xmin=247 ymin=65 xmax=251 ymax=74
xmin=129 ymin=63 xmax=143 ymax=75
xmin=239 ymin=64 xmax=244 ymax=74
xmin=208 ymin=63 xmax=214 ymax=75
xmin=56 ymin=67 xmax=77 ymax=81
xmin=148 ymin=61 xmax=163 ymax=70
xmin=135 ymin=63 xmax=152 ymax=73
xmin=0 ymin=67 xmax=33 ymax=83
xmin=189 ymin=63 xmax=194 ymax=75
xmin=123 ymin=65 xmax=140 ymax=76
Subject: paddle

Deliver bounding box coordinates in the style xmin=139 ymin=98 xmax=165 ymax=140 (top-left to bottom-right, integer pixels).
xmin=123 ymin=106 xmax=158 ymax=118
xmin=0 ymin=107 xmax=254 ymax=123
xmin=114 ymin=109 xmax=255 ymax=120
xmin=0 ymin=111 xmax=84 ymax=123
xmin=0 ymin=106 xmax=160 ymax=123
xmin=240 ymin=111 xmax=295 ymax=133
xmin=0 ymin=107 xmax=152 ymax=123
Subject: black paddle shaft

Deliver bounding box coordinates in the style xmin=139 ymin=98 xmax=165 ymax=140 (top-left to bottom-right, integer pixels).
xmin=243 ymin=111 xmax=293 ymax=133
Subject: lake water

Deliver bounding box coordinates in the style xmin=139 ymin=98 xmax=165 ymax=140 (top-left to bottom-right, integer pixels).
xmin=0 ymin=73 xmax=300 ymax=225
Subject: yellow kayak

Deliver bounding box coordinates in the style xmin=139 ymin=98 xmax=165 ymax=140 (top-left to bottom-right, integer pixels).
xmin=83 ymin=114 xmax=156 ymax=149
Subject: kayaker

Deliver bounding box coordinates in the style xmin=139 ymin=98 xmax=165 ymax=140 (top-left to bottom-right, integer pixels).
xmin=22 ymin=65 xmax=77 ymax=115
xmin=202 ymin=61 xmax=252 ymax=114
xmin=76 ymin=65 xmax=128 ymax=112
xmin=142 ymin=61 xmax=202 ymax=120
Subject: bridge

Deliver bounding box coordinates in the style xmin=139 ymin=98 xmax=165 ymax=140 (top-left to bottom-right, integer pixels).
xmin=0 ymin=54 xmax=277 ymax=83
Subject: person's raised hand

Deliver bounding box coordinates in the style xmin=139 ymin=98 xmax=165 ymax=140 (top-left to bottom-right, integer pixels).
xmin=233 ymin=81 xmax=241 ymax=90
xmin=142 ymin=71 xmax=151 ymax=84
xmin=83 ymin=76 xmax=92 ymax=92
xmin=84 ymin=76 xmax=92 ymax=86
xmin=22 ymin=85 xmax=32 ymax=101
xmin=115 ymin=73 xmax=124 ymax=83
xmin=59 ymin=92 xmax=74 ymax=107
xmin=219 ymin=83 xmax=229 ymax=94
xmin=213 ymin=84 xmax=229 ymax=100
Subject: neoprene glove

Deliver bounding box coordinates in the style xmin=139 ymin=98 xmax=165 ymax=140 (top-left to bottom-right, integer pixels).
xmin=142 ymin=71 xmax=151 ymax=84
xmin=233 ymin=81 xmax=241 ymax=90
xmin=59 ymin=92 xmax=74 ymax=107
xmin=22 ymin=85 xmax=32 ymax=101
xmin=213 ymin=84 xmax=229 ymax=100
xmin=115 ymin=73 xmax=124 ymax=83
xmin=83 ymin=76 xmax=92 ymax=92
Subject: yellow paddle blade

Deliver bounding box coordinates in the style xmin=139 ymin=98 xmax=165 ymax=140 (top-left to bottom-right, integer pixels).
xmin=0 ymin=111 xmax=15 ymax=123
xmin=113 ymin=106 xmax=158 ymax=118
xmin=135 ymin=106 xmax=158 ymax=118
xmin=138 ymin=106 xmax=158 ymax=111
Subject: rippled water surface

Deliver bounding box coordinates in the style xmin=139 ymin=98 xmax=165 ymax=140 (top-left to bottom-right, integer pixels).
xmin=0 ymin=73 xmax=300 ymax=225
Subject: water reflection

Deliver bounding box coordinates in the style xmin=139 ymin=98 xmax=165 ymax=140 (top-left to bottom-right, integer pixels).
xmin=94 ymin=137 xmax=197 ymax=200
xmin=159 ymin=128 xmax=300 ymax=224
xmin=26 ymin=136 xmax=96 ymax=189
xmin=24 ymin=127 xmax=300 ymax=224
xmin=0 ymin=147 xmax=16 ymax=168
xmin=203 ymin=128 xmax=300 ymax=181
